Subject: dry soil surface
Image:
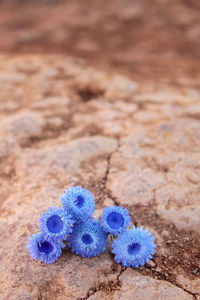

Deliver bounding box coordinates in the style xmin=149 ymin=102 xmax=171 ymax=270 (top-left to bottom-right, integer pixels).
xmin=0 ymin=55 xmax=200 ymax=300
xmin=0 ymin=0 xmax=200 ymax=83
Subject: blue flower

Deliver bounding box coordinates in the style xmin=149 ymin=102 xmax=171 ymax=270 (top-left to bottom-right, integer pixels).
xmin=67 ymin=219 xmax=108 ymax=257
xmin=61 ymin=186 xmax=95 ymax=223
xmin=27 ymin=232 xmax=65 ymax=264
xmin=101 ymin=205 xmax=131 ymax=235
xmin=111 ymin=226 xmax=156 ymax=268
xmin=39 ymin=206 xmax=74 ymax=240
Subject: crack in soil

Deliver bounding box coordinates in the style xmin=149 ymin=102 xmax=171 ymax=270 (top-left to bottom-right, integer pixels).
xmin=77 ymin=131 xmax=200 ymax=298
xmin=77 ymin=264 xmax=125 ymax=300
xmin=77 ymin=138 xmax=199 ymax=298
xmin=103 ymin=137 xmax=121 ymax=206
xmin=91 ymin=138 xmax=200 ymax=297
xmin=78 ymin=265 xmax=199 ymax=300
xmin=151 ymin=269 xmax=200 ymax=297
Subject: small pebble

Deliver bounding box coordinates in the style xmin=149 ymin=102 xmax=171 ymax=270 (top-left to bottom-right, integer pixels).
xmin=147 ymin=260 xmax=156 ymax=268
xmin=156 ymin=266 xmax=162 ymax=273
xmin=192 ymin=268 xmax=198 ymax=275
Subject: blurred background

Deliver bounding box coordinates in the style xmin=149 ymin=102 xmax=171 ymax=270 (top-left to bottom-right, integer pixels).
xmin=0 ymin=0 xmax=199 ymax=83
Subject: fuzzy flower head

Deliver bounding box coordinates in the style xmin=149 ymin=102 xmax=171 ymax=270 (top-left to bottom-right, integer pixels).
xmin=68 ymin=219 xmax=107 ymax=258
xmin=112 ymin=226 xmax=156 ymax=268
xmin=27 ymin=232 xmax=65 ymax=264
xmin=61 ymin=186 xmax=95 ymax=223
xmin=101 ymin=205 xmax=131 ymax=235
xmin=39 ymin=206 xmax=74 ymax=240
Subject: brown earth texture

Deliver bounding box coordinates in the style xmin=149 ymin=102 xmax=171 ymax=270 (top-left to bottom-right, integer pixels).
xmin=0 ymin=0 xmax=200 ymax=300
xmin=0 ymin=55 xmax=199 ymax=300
xmin=0 ymin=0 xmax=200 ymax=82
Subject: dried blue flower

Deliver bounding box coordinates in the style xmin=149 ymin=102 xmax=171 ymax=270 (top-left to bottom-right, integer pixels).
xmin=27 ymin=232 xmax=65 ymax=264
xmin=111 ymin=226 xmax=156 ymax=268
xmin=39 ymin=206 xmax=74 ymax=240
xmin=101 ymin=205 xmax=131 ymax=235
xmin=61 ymin=186 xmax=95 ymax=223
xmin=67 ymin=219 xmax=107 ymax=257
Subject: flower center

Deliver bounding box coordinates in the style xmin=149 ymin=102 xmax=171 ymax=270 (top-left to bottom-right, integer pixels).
xmin=128 ymin=242 xmax=141 ymax=255
xmin=107 ymin=212 xmax=124 ymax=229
xmin=47 ymin=215 xmax=64 ymax=233
xmin=82 ymin=234 xmax=93 ymax=244
xmin=75 ymin=195 xmax=84 ymax=208
xmin=38 ymin=241 xmax=54 ymax=254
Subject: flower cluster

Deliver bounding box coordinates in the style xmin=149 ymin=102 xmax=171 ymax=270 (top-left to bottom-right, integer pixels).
xmin=27 ymin=186 xmax=156 ymax=267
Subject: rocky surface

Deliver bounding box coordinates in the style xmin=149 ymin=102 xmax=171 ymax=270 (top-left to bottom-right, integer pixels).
xmin=0 ymin=55 xmax=199 ymax=299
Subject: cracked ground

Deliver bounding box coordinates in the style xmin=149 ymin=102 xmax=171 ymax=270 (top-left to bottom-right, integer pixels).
xmin=0 ymin=55 xmax=199 ymax=299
